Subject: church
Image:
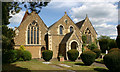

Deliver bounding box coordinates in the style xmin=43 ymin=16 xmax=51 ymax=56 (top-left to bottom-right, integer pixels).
xmin=14 ymin=10 xmax=98 ymax=59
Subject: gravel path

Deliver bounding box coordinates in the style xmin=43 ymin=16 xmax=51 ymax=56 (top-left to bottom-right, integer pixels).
xmin=92 ymin=62 xmax=106 ymax=68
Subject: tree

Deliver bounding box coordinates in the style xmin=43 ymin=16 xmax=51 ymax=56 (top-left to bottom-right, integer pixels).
xmin=116 ymin=36 xmax=120 ymax=49
xmin=109 ymin=39 xmax=117 ymax=50
xmin=2 ymin=1 xmax=50 ymax=25
xmin=98 ymin=35 xmax=117 ymax=53
xmin=2 ymin=1 xmax=50 ymax=49
xmin=98 ymin=36 xmax=110 ymax=53
xmin=87 ymin=43 xmax=98 ymax=50
xmin=2 ymin=1 xmax=50 ymax=63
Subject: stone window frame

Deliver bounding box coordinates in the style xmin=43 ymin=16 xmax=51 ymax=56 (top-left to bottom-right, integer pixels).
xmin=64 ymin=19 xmax=68 ymax=24
xmin=84 ymin=27 xmax=92 ymax=44
xmin=69 ymin=25 xmax=74 ymax=32
xmin=58 ymin=24 xmax=65 ymax=35
xmin=26 ymin=20 xmax=41 ymax=45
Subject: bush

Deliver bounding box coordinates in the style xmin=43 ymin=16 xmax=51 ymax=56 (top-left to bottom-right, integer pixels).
xmin=42 ymin=50 xmax=53 ymax=61
xmin=88 ymin=43 xmax=98 ymax=50
xmin=108 ymin=39 xmax=118 ymax=50
xmin=103 ymin=51 xmax=120 ymax=72
xmin=20 ymin=45 xmax=26 ymax=51
xmin=2 ymin=50 xmax=17 ymax=63
xmin=16 ymin=49 xmax=24 ymax=61
xmin=82 ymin=35 xmax=87 ymax=43
xmin=108 ymin=48 xmax=120 ymax=53
xmin=21 ymin=50 xmax=32 ymax=61
xmin=92 ymin=48 xmax=101 ymax=59
xmin=67 ymin=49 xmax=79 ymax=61
xmin=116 ymin=36 xmax=120 ymax=49
xmin=80 ymin=50 xmax=96 ymax=66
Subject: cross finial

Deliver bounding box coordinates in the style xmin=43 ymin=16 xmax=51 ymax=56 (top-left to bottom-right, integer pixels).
xmin=85 ymin=14 xmax=89 ymax=19
xmin=65 ymin=11 xmax=67 ymax=14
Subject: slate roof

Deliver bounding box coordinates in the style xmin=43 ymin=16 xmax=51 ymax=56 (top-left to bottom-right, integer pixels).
xmin=60 ymin=31 xmax=73 ymax=44
xmin=75 ymin=19 xmax=85 ymax=29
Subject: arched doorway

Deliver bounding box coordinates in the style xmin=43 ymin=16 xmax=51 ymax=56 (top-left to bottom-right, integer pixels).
xmin=71 ymin=41 xmax=78 ymax=49
xmin=41 ymin=46 xmax=45 ymax=58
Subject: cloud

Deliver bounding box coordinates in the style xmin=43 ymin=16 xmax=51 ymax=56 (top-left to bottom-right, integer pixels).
xmin=70 ymin=2 xmax=118 ymax=39
xmin=51 ymin=0 xmax=119 ymax=2
xmin=9 ymin=10 xmax=25 ymax=27
xmin=94 ymin=23 xmax=117 ymax=39
xmin=46 ymin=1 xmax=80 ymax=9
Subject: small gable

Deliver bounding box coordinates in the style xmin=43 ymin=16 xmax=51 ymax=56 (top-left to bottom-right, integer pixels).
xmin=76 ymin=19 xmax=85 ymax=29
xmin=76 ymin=15 xmax=97 ymax=35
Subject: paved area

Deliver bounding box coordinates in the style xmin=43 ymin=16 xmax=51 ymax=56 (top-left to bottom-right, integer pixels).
xmin=58 ymin=64 xmax=71 ymax=67
xmin=42 ymin=62 xmax=51 ymax=64
xmin=38 ymin=58 xmax=106 ymax=68
xmin=93 ymin=62 xmax=106 ymax=68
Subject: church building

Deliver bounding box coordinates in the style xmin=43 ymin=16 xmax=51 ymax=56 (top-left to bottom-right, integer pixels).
xmin=14 ymin=10 xmax=98 ymax=59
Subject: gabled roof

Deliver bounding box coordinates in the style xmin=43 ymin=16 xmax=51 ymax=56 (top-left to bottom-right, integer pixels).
xmin=60 ymin=31 xmax=73 ymax=44
xmin=21 ymin=10 xmax=29 ymax=23
xmin=75 ymin=19 xmax=85 ymax=29
xmin=75 ymin=15 xmax=97 ymax=35
xmin=48 ymin=12 xmax=76 ymax=30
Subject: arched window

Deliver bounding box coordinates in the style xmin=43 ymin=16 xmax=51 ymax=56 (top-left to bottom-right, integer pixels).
xmin=60 ymin=25 xmax=63 ymax=35
xmin=37 ymin=27 xmax=39 ymax=44
xmin=85 ymin=28 xmax=91 ymax=44
xmin=70 ymin=26 xmax=73 ymax=32
xmin=31 ymin=27 xmax=33 ymax=44
xmin=27 ymin=27 xmax=30 ymax=44
xmin=34 ymin=27 xmax=36 ymax=44
xmin=27 ymin=20 xmax=39 ymax=44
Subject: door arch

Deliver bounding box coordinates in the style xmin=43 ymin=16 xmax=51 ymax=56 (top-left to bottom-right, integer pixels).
xmin=71 ymin=41 xmax=78 ymax=49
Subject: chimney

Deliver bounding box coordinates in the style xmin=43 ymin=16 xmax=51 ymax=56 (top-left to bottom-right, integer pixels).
xmin=117 ymin=25 xmax=120 ymax=36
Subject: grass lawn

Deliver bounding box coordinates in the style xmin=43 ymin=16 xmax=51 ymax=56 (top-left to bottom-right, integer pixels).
xmin=2 ymin=59 xmax=109 ymax=72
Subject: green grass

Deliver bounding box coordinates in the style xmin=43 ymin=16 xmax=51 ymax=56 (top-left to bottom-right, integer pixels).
xmin=2 ymin=59 xmax=108 ymax=72
xmin=95 ymin=58 xmax=104 ymax=64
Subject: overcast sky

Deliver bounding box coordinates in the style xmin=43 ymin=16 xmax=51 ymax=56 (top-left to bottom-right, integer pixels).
xmin=8 ymin=0 xmax=119 ymax=39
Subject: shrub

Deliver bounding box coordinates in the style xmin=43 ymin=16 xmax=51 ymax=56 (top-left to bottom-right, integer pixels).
xmin=103 ymin=51 xmax=120 ymax=72
xmin=20 ymin=45 xmax=26 ymax=51
xmin=80 ymin=50 xmax=96 ymax=66
xmin=116 ymin=36 xmax=120 ymax=49
xmin=108 ymin=48 xmax=120 ymax=53
xmin=88 ymin=43 xmax=98 ymax=50
xmin=67 ymin=49 xmax=79 ymax=61
xmin=16 ymin=49 xmax=24 ymax=61
xmin=21 ymin=50 xmax=32 ymax=61
xmin=108 ymin=39 xmax=118 ymax=50
xmin=42 ymin=50 xmax=53 ymax=61
xmin=82 ymin=35 xmax=87 ymax=43
xmin=3 ymin=50 xmax=17 ymax=63
xmin=92 ymin=48 xmax=101 ymax=59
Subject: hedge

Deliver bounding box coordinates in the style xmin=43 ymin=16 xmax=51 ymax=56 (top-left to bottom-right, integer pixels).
xmin=92 ymin=48 xmax=101 ymax=59
xmin=103 ymin=51 xmax=120 ymax=72
xmin=42 ymin=50 xmax=53 ymax=61
xmin=21 ymin=50 xmax=32 ymax=61
xmin=67 ymin=49 xmax=79 ymax=61
xmin=81 ymin=50 xmax=96 ymax=66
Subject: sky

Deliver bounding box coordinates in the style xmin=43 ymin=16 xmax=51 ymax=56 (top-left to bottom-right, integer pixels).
xmin=8 ymin=0 xmax=120 ymax=39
